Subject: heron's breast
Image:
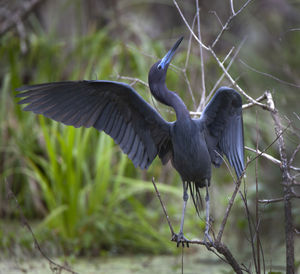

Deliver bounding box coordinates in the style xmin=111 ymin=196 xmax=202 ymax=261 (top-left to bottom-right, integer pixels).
xmin=171 ymin=125 xmax=211 ymax=182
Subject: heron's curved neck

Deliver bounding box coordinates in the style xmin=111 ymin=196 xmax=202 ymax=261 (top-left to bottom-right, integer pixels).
xmin=152 ymin=84 xmax=190 ymax=121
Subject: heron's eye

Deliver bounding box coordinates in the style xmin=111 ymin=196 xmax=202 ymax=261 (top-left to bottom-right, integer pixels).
xmin=157 ymin=64 xmax=162 ymax=70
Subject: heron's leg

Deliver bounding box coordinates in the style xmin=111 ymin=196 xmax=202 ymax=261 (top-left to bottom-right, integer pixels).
xmin=173 ymin=182 xmax=189 ymax=247
xmin=179 ymin=182 xmax=188 ymax=235
xmin=204 ymin=179 xmax=213 ymax=245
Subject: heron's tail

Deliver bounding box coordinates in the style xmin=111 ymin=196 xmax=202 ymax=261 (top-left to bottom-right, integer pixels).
xmin=188 ymin=182 xmax=203 ymax=215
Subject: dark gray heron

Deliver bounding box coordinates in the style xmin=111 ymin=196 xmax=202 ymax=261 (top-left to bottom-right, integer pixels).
xmin=16 ymin=37 xmax=244 ymax=246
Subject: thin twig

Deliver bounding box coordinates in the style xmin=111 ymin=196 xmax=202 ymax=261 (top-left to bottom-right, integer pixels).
xmin=208 ymin=48 xmax=272 ymax=111
xmin=211 ymin=0 xmax=252 ymax=48
xmin=289 ymin=143 xmax=300 ymax=167
xmin=182 ymin=71 xmax=197 ymax=110
xmin=255 ymin=111 xmax=261 ymax=273
xmin=240 ymin=60 xmax=300 ymax=88
xmin=151 ymin=178 xmax=175 ymax=236
xmin=195 ymin=1 xmax=206 ymax=111
xmin=173 ymin=0 xmax=209 ymax=51
xmin=246 ymin=122 xmax=291 ymax=167
xmin=230 ymin=0 xmax=235 ymax=15
xmin=206 ymin=37 xmax=247 ymax=104
xmin=216 ymin=174 xmax=244 ymax=243
xmin=245 ymin=147 xmax=281 ymax=165
xmin=239 ymin=190 xmax=258 ymax=273
xmin=173 ymin=0 xmax=270 ymax=111
xmin=5 ymin=180 xmax=78 ymax=274
xmin=258 ymin=197 xmax=284 ymax=204
xmin=230 ymin=0 xmax=236 ymax=15
xmin=222 ymin=46 xmax=235 ymax=64
xmin=181 ymin=13 xmax=197 ymax=109
xmin=0 ymin=0 xmax=44 ymax=36
xmin=209 ymin=10 xmax=223 ymax=27
xmin=116 ymin=75 xmax=149 ymax=87
xmin=242 ymin=93 xmax=267 ymax=110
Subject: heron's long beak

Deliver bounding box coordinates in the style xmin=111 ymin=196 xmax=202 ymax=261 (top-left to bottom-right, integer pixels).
xmin=158 ymin=36 xmax=183 ymax=69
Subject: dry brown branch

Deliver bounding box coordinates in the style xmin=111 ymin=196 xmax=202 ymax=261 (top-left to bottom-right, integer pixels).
xmin=211 ymin=0 xmax=252 ymax=48
xmin=195 ymin=1 xmax=206 ymax=111
xmin=151 ymin=178 xmax=175 ymax=236
xmin=216 ymin=174 xmax=244 ymax=243
xmin=116 ymin=75 xmax=149 ymax=87
xmin=246 ymin=146 xmax=300 ymax=172
xmin=173 ymin=0 xmax=209 ymax=51
xmin=239 ymin=190 xmax=259 ymax=273
xmin=182 ymin=15 xmax=197 ymax=109
xmin=6 ymin=180 xmax=78 ymax=274
xmin=255 ymin=112 xmax=261 ymax=273
xmin=289 ymin=143 xmax=300 ymax=167
xmin=208 ymin=49 xmax=273 ymax=111
xmin=242 ymin=93 xmax=267 ymax=110
xmin=0 ymin=0 xmax=44 ymax=36
xmin=265 ymin=91 xmax=295 ymax=273
xmin=174 ymin=0 xmax=273 ymax=114
xmin=259 ymin=197 xmax=284 ymax=204
xmin=206 ymin=37 xmax=247 ymax=105
xmin=245 ymin=146 xmax=281 ymax=165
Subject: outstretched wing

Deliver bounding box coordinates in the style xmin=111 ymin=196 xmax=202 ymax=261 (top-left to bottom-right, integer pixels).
xmin=199 ymin=87 xmax=244 ymax=178
xmin=16 ymin=80 xmax=172 ymax=169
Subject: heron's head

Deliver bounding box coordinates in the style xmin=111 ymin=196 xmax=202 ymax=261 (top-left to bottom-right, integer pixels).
xmin=148 ymin=37 xmax=183 ymax=90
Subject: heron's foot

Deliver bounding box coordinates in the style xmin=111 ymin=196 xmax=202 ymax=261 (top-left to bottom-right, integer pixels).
xmin=172 ymin=231 xmax=190 ymax=248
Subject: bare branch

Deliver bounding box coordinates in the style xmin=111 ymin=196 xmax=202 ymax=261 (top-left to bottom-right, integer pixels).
xmin=206 ymin=37 xmax=247 ymax=105
xmin=184 ymin=14 xmax=195 ymax=69
xmin=222 ymin=46 xmax=235 ymax=64
xmin=211 ymin=0 xmax=252 ymax=48
xmin=6 ymin=180 xmax=78 ymax=274
xmin=173 ymin=0 xmax=209 ymax=51
xmin=209 ymin=10 xmax=224 ymax=27
xmin=208 ymin=48 xmax=272 ymax=111
xmin=182 ymin=70 xmax=197 ymax=109
xmin=255 ymin=112 xmax=261 ymax=272
xmin=266 ymin=91 xmax=295 ymax=273
xmin=242 ymin=93 xmax=267 ymax=110
xmin=258 ymin=197 xmax=284 ymax=204
xmin=151 ymin=178 xmax=175 ymax=236
xmin=217 ymin=174 xmax=244 ymax=243
xmin=230 ymin=0 xmax=236 ymax=15
xmin=116 ymin=75 xmax=149 ymax=88
xmin=0 ymin=0 xmax=44 ymax=36
xmin=195 ymin=1 xmax=206 ymax=111
xmin=240 ymin=60 xmax=300 ymax=88
xmin=289 ymin=143 xmax=300 ymax=167
xmin=245 ymin=146 xmax=281 ymax=166
xmin=239 ymin=190 xmax=259 ymax=273
xmin=246 ymin=120 xmax=292 ymax=169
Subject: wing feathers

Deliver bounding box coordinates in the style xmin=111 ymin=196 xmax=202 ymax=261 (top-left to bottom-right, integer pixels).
xmin=201 ymin=87 xmax=244 ymax=178
xmin=17 ymin=80 xmax=171 ymax=169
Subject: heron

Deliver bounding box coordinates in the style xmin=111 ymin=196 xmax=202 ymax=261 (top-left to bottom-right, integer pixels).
xmin=16 ymin=37 xmax=244 ymax=246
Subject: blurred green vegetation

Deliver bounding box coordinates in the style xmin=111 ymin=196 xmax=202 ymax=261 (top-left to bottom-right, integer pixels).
xmin=0 ymin=0 xmax=300 ymax=271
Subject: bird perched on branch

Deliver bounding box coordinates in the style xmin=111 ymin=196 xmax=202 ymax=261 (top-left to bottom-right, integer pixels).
xmin=16 ymin=37 xmax=244 ymax=246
